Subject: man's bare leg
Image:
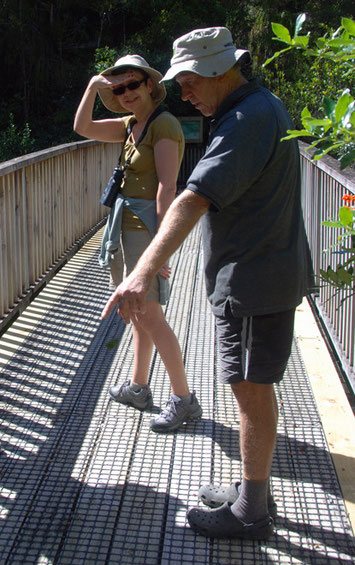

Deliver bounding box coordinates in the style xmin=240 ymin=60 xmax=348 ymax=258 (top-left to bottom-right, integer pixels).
xmin=230 ymin=381 xmax=278 ymax=523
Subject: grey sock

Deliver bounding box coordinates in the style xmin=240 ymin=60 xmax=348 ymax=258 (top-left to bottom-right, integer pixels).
xmin=231 ymin=478 xmax=269 ymax=523
xmin=236 ymin=480 xmax=273 ymax=503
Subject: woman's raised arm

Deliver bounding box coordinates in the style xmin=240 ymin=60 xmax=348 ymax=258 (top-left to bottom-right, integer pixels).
xmin=74 ymin=75 xmax=126 ymax=142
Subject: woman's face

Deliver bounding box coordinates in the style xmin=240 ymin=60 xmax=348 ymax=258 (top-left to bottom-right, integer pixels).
xmin=113 ymin=69 xmax=153 ymax=112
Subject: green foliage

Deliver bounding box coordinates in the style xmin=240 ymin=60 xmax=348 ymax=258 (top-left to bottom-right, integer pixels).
xmin=93 ymin=46 xmax=119 ymax=74
xmin=264 ymin=14 xmax=355 ymax=66
xmin=320 ymin=201 xmax=355 ymax=299
xmin=105 ymin=338 xmax=119 ymax=351
xmin=1 ymin=1 xmax=354 ymax=161
xmin=283 ymin=89 xmax=355 ymax=169
xmin=263 ymin=13 xmax=355 ymax=298
xmin=0 ymin=114 xmax=35 ymax=162
xmin=262 ymin=55 xmax=348 ymax=131
xmin=263 ymin=14 xmax=355 ymax=168
xmin=263 ymin=13 xmax=310 ymax=65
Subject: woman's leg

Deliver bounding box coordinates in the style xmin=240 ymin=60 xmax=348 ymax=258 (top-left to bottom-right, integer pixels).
xmin=121 ymin=230 xmax=189 ymax=395
xmin=131 ymin=323 xmax=154 ymax=386
xmin=132 ymin=301 xmax=189 ymax=396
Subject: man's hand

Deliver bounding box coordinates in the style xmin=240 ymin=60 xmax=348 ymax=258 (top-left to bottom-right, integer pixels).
xmin=101 ymin=271 xmax=150 ymax=323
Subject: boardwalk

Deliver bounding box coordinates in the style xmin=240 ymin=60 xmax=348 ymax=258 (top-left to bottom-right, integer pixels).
xmin=0 ymin=226 xmax=354 ymax=564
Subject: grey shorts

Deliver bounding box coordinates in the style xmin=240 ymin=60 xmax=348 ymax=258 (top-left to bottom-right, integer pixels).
xmin=215 ymin=307 xmax=295 ymax=385
xmin=109 ymin=230 xmax=160 ymax=303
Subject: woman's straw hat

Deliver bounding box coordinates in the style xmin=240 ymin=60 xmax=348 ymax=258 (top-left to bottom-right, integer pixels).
xmin=99 ymin=54 xmax=166 ymax=113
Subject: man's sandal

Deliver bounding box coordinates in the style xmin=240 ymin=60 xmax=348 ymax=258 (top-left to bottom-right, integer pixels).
xmin=187 ymin=502 xmax=274 ymax=539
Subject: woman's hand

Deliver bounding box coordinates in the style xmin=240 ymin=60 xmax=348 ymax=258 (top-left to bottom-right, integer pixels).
xmin=159 ymin=264 xmax=171 ymax=279
xmin=74 ymin=73 xmax=131 ymax=142
xmin=89 ymin=71 xmax=135 ymax=93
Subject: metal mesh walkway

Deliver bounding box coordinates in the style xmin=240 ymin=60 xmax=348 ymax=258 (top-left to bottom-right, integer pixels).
xmin=0 ymin=227 xmax=354 ymax=564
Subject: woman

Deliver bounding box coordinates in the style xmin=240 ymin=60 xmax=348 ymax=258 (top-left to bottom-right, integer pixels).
xmin=74 ymin=54 xmax=202 ymax=432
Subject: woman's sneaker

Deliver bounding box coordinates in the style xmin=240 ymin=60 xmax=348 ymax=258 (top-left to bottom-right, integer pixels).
xmin=150 ymin=391 xmax=202 ymax=432
xmin=109 ymin=380 xmax=153 ymax=411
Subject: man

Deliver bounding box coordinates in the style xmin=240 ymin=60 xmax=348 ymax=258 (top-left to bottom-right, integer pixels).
xmin=102 ymin=27 xmax=313 ymax=540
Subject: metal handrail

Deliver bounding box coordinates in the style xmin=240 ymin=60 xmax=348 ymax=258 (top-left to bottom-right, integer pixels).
xmin=299 ymin=142 xmax=355 ymax=391
xmin=0 ymin=140 xmax=118 ymax=331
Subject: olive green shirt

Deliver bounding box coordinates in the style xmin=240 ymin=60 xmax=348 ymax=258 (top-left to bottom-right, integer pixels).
xmin=120 ymin=111 xmax=185 ymax=230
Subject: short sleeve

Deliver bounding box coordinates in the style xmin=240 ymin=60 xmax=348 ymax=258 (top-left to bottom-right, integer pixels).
xmin=149 ymin=112 xmax=184 ymax=146
xmin=187 ymin=100 xmax=280 ymax=211
xmin=121 ymin=115 xmax=134 ymax=132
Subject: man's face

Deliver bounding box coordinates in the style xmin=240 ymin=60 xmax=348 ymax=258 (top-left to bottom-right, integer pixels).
xmin=176 ymin=72 xmax=220 ymax=116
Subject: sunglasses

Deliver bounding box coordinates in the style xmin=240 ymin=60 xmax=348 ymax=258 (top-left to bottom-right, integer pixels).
xmin=112 ymin=78 xmax=147 ymax=96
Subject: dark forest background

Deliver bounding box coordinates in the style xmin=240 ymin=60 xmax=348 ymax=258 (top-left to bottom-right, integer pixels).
xmin=0 ymin=0 xmax=353 ymax=161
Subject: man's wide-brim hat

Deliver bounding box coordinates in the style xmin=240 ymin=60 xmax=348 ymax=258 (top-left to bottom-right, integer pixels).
xmin=98 ymin=54 xmax=166 ymax=113
xmin=162 ymin=27 xmax=251 ymax=81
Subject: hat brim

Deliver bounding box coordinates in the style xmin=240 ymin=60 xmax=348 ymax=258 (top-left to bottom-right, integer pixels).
xmin=161 ymin=49 xmax=250 ymax=81
xmin=98 ymin=63 xmax=166 ymax=113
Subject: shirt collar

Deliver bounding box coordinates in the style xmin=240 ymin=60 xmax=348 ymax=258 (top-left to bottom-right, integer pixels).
xmin=211 ymin=78 xmax=261 ymax=123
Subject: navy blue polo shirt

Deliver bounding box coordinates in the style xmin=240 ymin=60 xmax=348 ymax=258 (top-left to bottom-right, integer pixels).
xmin=186 ymin=80 xmax=313 ymax=316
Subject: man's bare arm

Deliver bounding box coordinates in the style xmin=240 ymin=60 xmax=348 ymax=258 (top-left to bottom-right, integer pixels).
xmin=101 ymin=189 xmax=210 ymax=322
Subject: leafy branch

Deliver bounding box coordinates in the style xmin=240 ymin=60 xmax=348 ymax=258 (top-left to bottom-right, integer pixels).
xmin=320 ymin=203 xmax=355 ymax=297
xmin=263 ymin=15 xmax=355 ymax=169
xmin=263 ymin=13 xmax=311 ymax=67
